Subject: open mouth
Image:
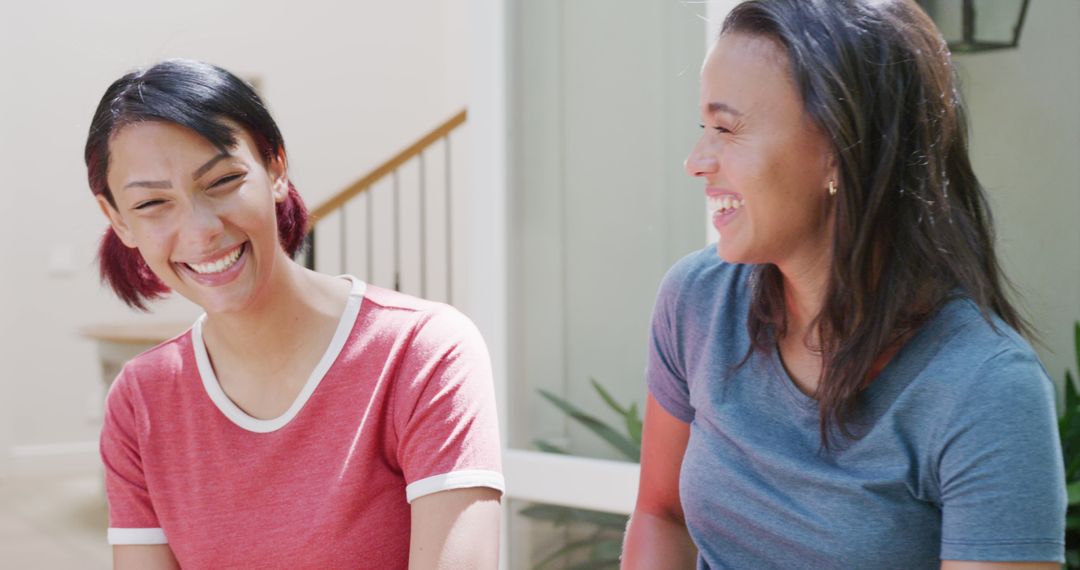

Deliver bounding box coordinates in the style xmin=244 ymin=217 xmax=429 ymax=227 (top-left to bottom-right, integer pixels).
xmin=708 ymin=195 xmax=745 ymax=216
xmin=183 ymin=243 xmax=247 ymax=275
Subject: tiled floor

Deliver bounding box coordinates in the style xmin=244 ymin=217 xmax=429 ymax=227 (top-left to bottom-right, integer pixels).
xmin=0 ymin=471 xmax=111 ymax=568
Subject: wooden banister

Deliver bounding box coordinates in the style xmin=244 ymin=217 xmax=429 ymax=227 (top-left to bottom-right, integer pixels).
xmin=308 ymin=109 xmax=467 ymax=223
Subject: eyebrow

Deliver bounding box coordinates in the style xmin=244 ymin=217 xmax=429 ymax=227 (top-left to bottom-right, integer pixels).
xmin=122 ymin=153 xmax=231 ymax=190
xmin=123 ymin=180 xmax=172 ymax=190
xmin=707 ymin=102 xmax=743 ymax=116
xmin=192 ymin=153 xmax=230 ymax=180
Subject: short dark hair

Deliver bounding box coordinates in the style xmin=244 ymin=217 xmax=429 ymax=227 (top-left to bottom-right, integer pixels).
xmin=722 ymin=0 xmax=1031 ymax=447
xmin=85 ymin=59 xmax=308 ymax=310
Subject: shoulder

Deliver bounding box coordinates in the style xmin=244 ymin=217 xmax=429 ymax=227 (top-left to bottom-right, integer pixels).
xmin=107 ymin=330 xmax=193 ymax=403
xmin=360 ymin=285 xmax=486 ymax=360
xmin=102 ymin=329 xmax=193 ymax=432
xmin=936 ymin=298 xmax=1047 ymax=380
xmin=910 ymin=297 xmax=1054 ymax=411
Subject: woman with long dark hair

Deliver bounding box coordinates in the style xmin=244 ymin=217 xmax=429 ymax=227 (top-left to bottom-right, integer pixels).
xmin=87 ymin=59 xmax=503 ymax=569
xmin=623 ymin=1 xmax=1065 ymax=567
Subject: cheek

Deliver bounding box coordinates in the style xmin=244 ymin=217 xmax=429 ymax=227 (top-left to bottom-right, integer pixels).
xmin=128 ymin=219 xmax=176 ymax=257
xmin=236 ymin=185 xmax=277 ymax=218
xmin=720 ymin=144 xmax=775 ymax=209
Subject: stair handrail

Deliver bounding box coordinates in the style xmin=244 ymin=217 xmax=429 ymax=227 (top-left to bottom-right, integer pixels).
xmin=308 ymin=108 xmax=468 ymax=223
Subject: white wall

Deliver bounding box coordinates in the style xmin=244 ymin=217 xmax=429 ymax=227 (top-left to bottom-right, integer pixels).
xmin=0 ymin=0 xmax=468 ymax=473
xmin=956 ymin=0 xmax=1080 ymax=397
xmin=506 ymin=0 xmax=706 ymax=459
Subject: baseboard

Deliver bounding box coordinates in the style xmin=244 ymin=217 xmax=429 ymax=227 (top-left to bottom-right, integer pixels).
xmin=6 ymin=441 xmax=100 ymax=477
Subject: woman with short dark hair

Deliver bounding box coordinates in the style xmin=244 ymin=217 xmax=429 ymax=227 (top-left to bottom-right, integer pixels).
xmin=87 ymin=59 xmax=503 ymax=569
xmin=623 ymin=1 xmax=1065 ymax=568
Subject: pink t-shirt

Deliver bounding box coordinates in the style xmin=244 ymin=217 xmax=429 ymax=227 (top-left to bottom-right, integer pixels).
xmin=100 ymin=277 xmax=504 ymax=568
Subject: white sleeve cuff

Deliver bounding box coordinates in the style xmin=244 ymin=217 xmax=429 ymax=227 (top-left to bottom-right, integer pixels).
xmin=108 ymin=527 xmax=167 ymax=545
xmin=405 ymin=469 xmax=506 ymax=503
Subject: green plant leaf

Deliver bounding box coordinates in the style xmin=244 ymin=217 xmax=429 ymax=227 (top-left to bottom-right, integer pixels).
xmin=590 ymin=538 xmax=623 ymax=560
xmin=538 ymin=389 xmax=641 ymax=461
xmin=1066 ymin=369 xmax=1078 ymax=415
xmin=1065 ymin=407 xmax=1080 ymax=482
xmin=567 ymin=558 xmax=621 ymax=570
xmin=518 ymin=503 xmax=629 ymax=530
xmin=519 ymin=504 xmax=576 ymax=525
xmin=533 ymin=537 xmax=619 ymax=570
xmin=590 ymin=377 xmax=630 ymax=417
xmin=1074 ymin=321 xmax=1079 ymax=384
xmin=533 ymin=439 xmax=569 ymax=455
xmin=626 ymin=402 xmax=643 ymax=445
xmin=1069 ymin=482 xmax=1080 ymax=507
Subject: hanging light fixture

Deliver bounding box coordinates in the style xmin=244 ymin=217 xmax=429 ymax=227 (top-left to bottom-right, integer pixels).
xmin=916 ymin=0 xmax=1031 ymax=53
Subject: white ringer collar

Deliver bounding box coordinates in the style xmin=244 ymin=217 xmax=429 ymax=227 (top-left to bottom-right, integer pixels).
xmin=191 ymin=275 xmax=367 ymax=433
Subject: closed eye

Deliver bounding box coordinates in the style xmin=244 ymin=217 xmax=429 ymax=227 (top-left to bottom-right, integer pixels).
xmin=211 ymin=173 xmax=244 ymax=188
xmin=698 ymin=123 xmax=731 ymax=134
xmin=134 ymin=199 xmax=165 ymax=210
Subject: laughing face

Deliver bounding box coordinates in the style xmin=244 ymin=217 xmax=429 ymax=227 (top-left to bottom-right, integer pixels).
xmin=97 ymin=121 xmax=290 ymax=315
xmin=686 ymin=33 xmax=837 ymax=270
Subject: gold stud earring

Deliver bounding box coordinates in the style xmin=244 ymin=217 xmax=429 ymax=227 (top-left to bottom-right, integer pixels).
xmin=828 ymin=180 xmax=837 ymax=196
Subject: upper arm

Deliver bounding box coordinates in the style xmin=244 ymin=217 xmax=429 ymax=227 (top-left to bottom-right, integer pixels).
xmin=395 ymin=307 xmax=505 ymax=568
xmin=408 ymin=487 xmax=502 ymax=570
xmin=937 ymin=349 xmax=1065 ymax=564
xmin=634 ymin=393 xmax=691 ymax=521
xmin=639 ymin=259 xmax=695 ymax=521
xmin=394 ymin=307 xmax=504 ymax=500
xmin=114 ymin=545 xmax=180 ymax=570
xmin=622 ymin=394 xmax=697 ymax=569
xmin=101 ymin=371 xmax=170 ymax=553
xmin=941 ymin=561 xmax=1061 ymax=570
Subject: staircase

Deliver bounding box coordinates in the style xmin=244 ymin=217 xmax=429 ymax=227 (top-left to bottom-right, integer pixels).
xmin=301 ymin=109 xmax=467 ymax=304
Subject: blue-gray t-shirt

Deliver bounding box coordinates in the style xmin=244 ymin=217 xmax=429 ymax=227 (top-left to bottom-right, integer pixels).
xmin=646 ymin=246 xmax=1066 ymax=568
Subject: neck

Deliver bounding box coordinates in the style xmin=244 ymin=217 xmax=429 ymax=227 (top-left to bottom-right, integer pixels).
xmin=778 ymin=244 xmax=832 ymax=346
xmin=200 ymin=256 xmax=344 ymax=368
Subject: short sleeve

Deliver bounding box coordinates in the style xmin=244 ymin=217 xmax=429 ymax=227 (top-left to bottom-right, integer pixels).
xmin=646 ymin=262 xmax=694 ymax=423
xmin=937 ymin=349 xmax=1066 ymax=562
xmin=100 ymin=368 xmax=168 ymax=545
xmin=392 ymin=306 xmax=505 ymax=503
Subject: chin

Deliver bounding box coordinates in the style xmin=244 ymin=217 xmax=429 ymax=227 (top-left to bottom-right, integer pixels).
xmin=176 ymin=277 xmax=259 ymax=316
xmin=715 ymin=241 xmax=745 ymax=264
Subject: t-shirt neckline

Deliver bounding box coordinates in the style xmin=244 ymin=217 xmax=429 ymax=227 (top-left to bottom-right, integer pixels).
xmin=191 ymin=275 xmax=367 ymax=433
xmin=765 ymin=297 xmax=961 ymax=411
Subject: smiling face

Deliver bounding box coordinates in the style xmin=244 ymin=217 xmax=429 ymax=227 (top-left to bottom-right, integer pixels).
xmin=97 ymin=121 xmax=290 ymax=315
xmin=686 ymin=32 xmax=837 ymax=271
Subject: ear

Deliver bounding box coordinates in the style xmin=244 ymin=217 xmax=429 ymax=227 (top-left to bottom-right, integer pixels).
xmin=95 ymin=194 xmax=138 ymax=248
xmin=268 ymin=150 xmax=289 ymax=203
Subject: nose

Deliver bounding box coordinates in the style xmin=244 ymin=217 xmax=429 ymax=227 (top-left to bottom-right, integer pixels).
xmin=180 ymin=199 xmax=225 ymax=250
xmin=684 ymin=137 xmax=718 ymax=178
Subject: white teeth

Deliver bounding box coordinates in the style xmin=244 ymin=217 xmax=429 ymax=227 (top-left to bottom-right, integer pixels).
xmin=709 ymin=196 xmax=745 ymax=214
xmin=187 ymin=245 xmax=243 ymax=274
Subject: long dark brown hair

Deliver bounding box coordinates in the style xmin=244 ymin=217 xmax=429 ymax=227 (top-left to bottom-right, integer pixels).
xmin=723 ymin=0 xmax=1032 ymax=447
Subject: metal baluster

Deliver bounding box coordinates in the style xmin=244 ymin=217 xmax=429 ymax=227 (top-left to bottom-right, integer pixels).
xmin=393 ymin=171 xmax=401 ymax=292
xmin=444 ymin=135 xmax=453 ymax=304
xmin=303 ymin=229 xmax=316 ymax=270
xmin=366 ymin=189 xmax=374 ymax=284
xmin=339 ymin=207 xmax=346 ymax=276
xmin=419 ymin=152 xmax=427 ymax=298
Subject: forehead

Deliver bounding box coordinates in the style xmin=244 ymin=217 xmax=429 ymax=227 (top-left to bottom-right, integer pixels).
xmin=106 ymin=121 xmax=254 ymax=181
xmin=700 ymin=32 xmax=798 ymax=109
xmin=110 ymin=122 xmax=219 ymax=165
